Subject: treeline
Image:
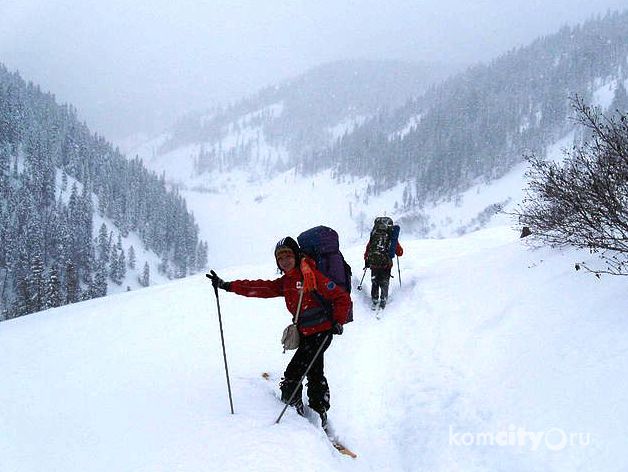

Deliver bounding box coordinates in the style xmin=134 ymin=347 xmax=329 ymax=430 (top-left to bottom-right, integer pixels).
xmin=302 ymin=10 xmax=628 ymax=205
xmin=162 ymin=59 xmax=452 ymax=175
xmin=0 ymin=65 xmax=207 ymax=320
xmin=156 ymin=12 xmax=628 ymax=213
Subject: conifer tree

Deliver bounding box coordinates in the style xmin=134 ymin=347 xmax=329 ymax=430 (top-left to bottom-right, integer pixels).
xmin=94 ymin=260 xmax=108 ymax=297
xmin=15 ymin=276 xmax=31 ymax=318
xmin=109 ymin=244 xmax=121 ymax=285
xmin=140 ymin=262 xmax=150 ymax=287
xmin=30 ymin=254 xmax=45 ymax=312
xmin=196 ymin=241 xmax=208 ymax=271
xmin=119 ymin=249 xmax=127 ymax=281
xmin=128 ymin=245 xmax=136 ymax=269
xmin=97 ymin=223 xmax=110 ymax=264
xmin=0 ymin=142 xmax=10 ymax=196
xmin=46 ymin=264 xmax=62 ymax=309
xmin=116 ymin=236 xmax=127 ymax=283
xmin=65 ymin=259 xmax=79 ymax=304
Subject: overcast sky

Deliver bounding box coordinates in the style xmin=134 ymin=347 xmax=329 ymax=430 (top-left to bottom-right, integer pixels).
xmin=1 ymin=0 xmax=626 ymax=142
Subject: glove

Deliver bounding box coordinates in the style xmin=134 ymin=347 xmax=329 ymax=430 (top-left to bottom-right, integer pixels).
xmin=332 ymin=322 xmax=343 ymax=335
xmin=206 ymin=271 xmax=231 ymax=291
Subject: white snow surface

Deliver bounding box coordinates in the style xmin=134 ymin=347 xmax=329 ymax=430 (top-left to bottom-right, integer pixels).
xmin=328 ymin=115 xmax=370 ymax=141
xmin=2 ymin=212 xmax=628 ymax=471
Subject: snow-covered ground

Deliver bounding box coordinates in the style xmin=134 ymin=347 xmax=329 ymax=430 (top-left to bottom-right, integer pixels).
xmin=1 ymin=220 xmax=627 ymax=471
xmin=2 ymin=78 xmax=627 ymax=471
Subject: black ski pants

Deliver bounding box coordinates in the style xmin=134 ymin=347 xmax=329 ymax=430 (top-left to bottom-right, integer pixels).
xmin=370 ymin=267 xmax=391 ymax=302
xmin=280 ymin=330 xmax=332 ymax=414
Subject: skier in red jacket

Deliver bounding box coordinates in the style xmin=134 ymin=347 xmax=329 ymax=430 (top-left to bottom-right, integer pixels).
xmin=208 ymin=236 xmax=352 ymax=427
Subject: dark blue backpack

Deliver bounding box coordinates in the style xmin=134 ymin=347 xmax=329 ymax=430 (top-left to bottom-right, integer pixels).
xmin=297 ymin=225 xmax=353 ymax=323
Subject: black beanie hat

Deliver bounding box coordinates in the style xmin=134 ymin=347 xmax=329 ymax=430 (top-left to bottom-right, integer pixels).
xmin=274 ymin=236 xmax=301 ymax=270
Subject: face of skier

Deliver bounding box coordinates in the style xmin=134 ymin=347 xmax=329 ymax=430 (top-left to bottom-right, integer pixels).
xmin=276 ymin=248 xmax=296 ymax=272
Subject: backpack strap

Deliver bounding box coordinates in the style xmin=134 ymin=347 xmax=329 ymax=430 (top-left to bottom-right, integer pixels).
xmin=292 ymin=285 xmax=304 ymax=324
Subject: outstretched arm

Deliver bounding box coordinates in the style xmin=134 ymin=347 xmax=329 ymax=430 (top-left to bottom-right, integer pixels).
xmin=207 ymin=270 xmax=284 ymax=298
xmin=229 ymin=277 xmax=285 ymax=299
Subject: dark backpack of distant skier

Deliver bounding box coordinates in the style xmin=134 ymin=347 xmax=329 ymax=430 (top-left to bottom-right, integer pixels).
xmin=297 ymin=225 xmax=353 ymax=323
xmin=366 ymin=217 xmax=399 ymax=268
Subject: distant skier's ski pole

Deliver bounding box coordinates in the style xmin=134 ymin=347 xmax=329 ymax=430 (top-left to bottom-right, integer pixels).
xmin=397 ymin=257 xmax=401 ymax=287
xmin=357 ymin=267 xmax=367 ymax=291
xmin=275 ymin=333 xmax=331 ymax=424
xmin=208 ymin=270 xmax=235 ymax=414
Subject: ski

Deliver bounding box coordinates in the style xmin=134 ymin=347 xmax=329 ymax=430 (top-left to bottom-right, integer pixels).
xmin=371 ymin=300 xmax=383 ymax=319
xmin=332 ymin=440 xmax=357 ymax=458
xmin=261 ymin=372 xmax=357 ymax=458
xmin=323 ymin=421 xmax=358 ymax=458
xmin=371 ymin=300 xmax=380 ymax=317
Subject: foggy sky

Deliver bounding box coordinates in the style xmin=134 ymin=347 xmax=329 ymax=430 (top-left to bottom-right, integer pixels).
xmin=1 ymin=0 xmax=626 ymax=142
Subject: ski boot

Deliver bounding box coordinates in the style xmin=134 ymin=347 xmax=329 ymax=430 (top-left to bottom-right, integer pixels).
xmin=294 ymin=398 xmax=305 ymax=417
xmin=371 ymin=298 xmax=379 ymax=311
xmin=318 ymin=410 xmax=329 ymax=431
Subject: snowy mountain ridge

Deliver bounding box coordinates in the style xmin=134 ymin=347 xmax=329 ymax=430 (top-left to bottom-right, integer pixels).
xmin=121 ymin=59 xmax=455 ymax=186
xmin=125 ymin=11 xmax=628 ymax=223
xmin=123 ymin=74 xmax=627 ymax=274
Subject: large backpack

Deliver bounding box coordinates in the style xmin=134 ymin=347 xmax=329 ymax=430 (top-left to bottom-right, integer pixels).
xmin=297 ymin=225 xmax=353 ymax=323
xmin=366 ymin=217 xmax=395 ymax=268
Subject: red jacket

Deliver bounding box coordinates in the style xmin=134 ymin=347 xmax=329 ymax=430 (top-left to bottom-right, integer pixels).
xmin=228 ymin=264 xmax=352 ymax=336
xmin=364 ymin=241 xmax=403 ymax=269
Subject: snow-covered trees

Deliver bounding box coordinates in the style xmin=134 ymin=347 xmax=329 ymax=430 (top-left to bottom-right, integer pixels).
xmin=308 ymin=12 xmax=628 ymax=205
xmin=0 ymin=63 xmax=206 ymax=320
xmin=140 ymin=262 xmax=150 ymax=287
xmin=128 ymin=245 xmax=136 ymax=270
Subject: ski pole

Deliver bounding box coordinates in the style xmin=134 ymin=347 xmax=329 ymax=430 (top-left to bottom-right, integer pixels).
xmin=357 ymin=267 xmax=367 ymax=291
xmin=208 ymin=271 xmax=235 ymax=415
xmin=275 ymin=333 xmax=331 ymax=424
xmin=397 ymin=257 xmax=401 ymax=287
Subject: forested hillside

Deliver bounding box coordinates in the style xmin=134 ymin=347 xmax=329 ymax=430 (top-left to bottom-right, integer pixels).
xmin=0 ymin=66 xmax=207 ymax=320
xmin=152 ymin=59 xmax=454 ymax=178
xmin=139 ymin=12 xmax=628 ymax=218
xmin=306 ymin=11 xmax=628 ymax=204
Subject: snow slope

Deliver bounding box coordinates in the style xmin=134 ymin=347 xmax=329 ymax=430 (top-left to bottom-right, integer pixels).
xmin=3 ymin=79 xmax=628 ymax=471
xmin=1 ymin=224 xmax=627 ymax=472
